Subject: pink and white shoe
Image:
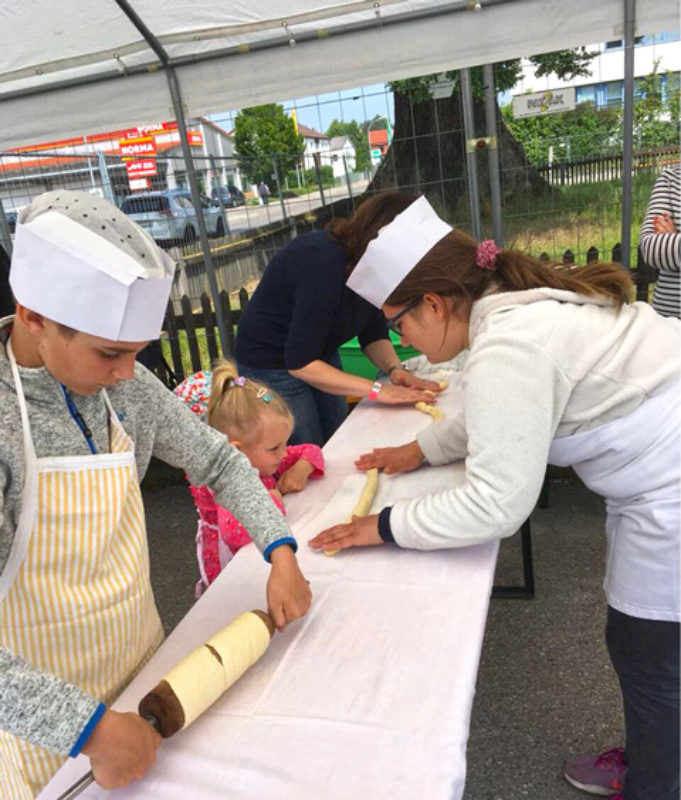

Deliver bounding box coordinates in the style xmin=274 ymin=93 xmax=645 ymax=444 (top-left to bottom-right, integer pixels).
xmin=563 ymin=746 xmax=627 ymax=796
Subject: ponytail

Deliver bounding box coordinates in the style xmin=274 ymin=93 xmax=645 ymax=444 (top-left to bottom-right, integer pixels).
xmin=387 ymin=229 xmax=633 ymax=311
xmin=207 ymin=360 xmax=293 ymax=442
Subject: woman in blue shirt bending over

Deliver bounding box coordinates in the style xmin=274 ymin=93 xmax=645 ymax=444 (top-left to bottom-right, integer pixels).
xmin=235 ymin=193 xmax=441 ymax=446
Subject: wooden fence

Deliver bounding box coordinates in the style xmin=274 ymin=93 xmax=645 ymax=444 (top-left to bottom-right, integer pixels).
xmin=536 ymin=146 xmax=679 ymax=186
xmin=149 ymin=243 xmax=656 ymax=389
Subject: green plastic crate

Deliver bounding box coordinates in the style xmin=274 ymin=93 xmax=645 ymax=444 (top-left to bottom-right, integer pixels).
xmin=339 ymin=331 xmax=419 ymax=380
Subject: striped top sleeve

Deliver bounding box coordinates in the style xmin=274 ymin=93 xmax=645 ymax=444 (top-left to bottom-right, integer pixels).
xmin=639 ymin=165 xmax=681 ymax=319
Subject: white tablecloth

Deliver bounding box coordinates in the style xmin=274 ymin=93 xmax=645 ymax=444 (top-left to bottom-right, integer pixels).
xmin=40 ymin=372 xmax=498 ymax=800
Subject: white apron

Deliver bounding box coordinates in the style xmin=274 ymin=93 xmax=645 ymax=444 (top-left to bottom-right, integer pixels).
xmin=0 ymin=344 xmax=164 ymax=797
xmin=548 ymin=380 xmax=680 ymax=622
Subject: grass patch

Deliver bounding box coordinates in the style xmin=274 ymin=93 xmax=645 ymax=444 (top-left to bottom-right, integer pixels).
xmin=503 ymin=171 xmax=657 ymax=263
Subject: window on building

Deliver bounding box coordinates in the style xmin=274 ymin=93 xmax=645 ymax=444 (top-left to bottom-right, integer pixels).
xmin=606 ymin=80 xmax=624 ymax=107
xmin=576 ymin=85 xmax=596 ymax=104
xmin=654 ymin=30 xmax=680 ymax=44
xmin=604 ymin=36 xmax=644 ymax=49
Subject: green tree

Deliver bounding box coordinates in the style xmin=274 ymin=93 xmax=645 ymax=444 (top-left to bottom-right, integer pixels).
xmin=372 ymin=49 xmax=596 ymax=217
xmin=500 ymin=60 xmax=679 ymax=164
xmin=233 ymin=104 xmax=304 ymax=188
xmin=633 ymin=61 xmax=680 ymax=149
xmin=500 ymin=101 xmax=622 ymax=165
xmin=326 ymin=118 xmax=371 ymax=174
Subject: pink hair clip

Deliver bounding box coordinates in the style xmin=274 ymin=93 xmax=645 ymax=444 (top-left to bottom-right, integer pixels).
xmin=475 ymin=240 xmax=502 ymax=270
xmin=233 ymin=376 xmax=247 ymax=386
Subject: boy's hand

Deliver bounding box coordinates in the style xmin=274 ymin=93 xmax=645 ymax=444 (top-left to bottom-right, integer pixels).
xmin=267 ymin=545 xmax=312 ymax=631
xmin=82 ymin=709 xmax=160 ymax=789
xmin=277 ymin=460 xmax=314 ymax=494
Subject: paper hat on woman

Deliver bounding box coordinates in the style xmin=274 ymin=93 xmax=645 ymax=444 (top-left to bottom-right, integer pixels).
xmin=10 ymin=190 xmax=174 ymax=341
xmin=346 ymin=195 xmax=452 ymax=308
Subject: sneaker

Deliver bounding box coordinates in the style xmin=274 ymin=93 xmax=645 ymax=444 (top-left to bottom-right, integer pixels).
xmin=563 ymin=747 xmax=627 ymax=796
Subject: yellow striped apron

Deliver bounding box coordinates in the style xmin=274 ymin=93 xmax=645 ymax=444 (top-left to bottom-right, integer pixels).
xmin=0 ymin=345 xmax=163 ymax=797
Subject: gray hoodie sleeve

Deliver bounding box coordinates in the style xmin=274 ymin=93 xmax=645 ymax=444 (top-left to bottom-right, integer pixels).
xmin=0 ymin=647 xmax=101 ymax=755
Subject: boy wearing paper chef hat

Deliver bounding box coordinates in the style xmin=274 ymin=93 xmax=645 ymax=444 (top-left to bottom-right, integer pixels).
xmin=0 ymin=191 xmax=311 ymax=796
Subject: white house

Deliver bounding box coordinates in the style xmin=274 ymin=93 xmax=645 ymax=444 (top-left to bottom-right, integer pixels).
xmin=328 ymin=136 xmax=356 ymax=178
xmin=298 ymin=123 xmax=331 ymax=170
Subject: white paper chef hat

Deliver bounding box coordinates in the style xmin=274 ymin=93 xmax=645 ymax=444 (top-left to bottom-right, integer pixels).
xmin=346 ymin=195 xmax=452 ymax=308
xmin=10 ymin=190 xmax=175 ymax=341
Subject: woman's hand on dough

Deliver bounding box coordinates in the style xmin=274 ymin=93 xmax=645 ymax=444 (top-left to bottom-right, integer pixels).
xmin=390 ymin=369 xmax=442 ymax=393
xmin=308 ymin=514 xmax=382 ymax=552
xmin=82 ymin=709 xmax=161 ymax=789
xmin=355 ymin=441 xmax=425 ymax=475
xmin=376 ymin=384 xmax=437 ymax=405
xmin=267 ymin=545 xmax=312 ymax=631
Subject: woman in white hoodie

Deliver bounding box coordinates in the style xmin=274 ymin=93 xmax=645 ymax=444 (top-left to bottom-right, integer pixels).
xmin=309 ymin=195 xmax=680 ymax=800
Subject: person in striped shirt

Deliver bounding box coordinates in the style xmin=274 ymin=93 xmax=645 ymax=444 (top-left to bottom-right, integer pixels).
xmin=639 ymin=164 xmax=680 ymax=319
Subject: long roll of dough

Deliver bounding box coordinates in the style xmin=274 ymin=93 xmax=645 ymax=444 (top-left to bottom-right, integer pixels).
xmin=324 ymin=467 xmax=379 ymax=556
xmin=138 ymin=610 xmax=274 ymax=737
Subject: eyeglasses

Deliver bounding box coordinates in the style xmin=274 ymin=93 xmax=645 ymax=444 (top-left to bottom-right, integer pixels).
xmin=385 ymin=296 xmax=422 ymax=335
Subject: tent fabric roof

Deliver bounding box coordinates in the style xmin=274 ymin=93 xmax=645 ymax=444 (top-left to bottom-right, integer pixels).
xmin=0 ymin=0 xmax=677 ymax=150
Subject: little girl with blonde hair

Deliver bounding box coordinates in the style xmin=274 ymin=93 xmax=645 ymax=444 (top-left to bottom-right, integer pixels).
xmin=175 ymin=360 xmax=324 ymax=594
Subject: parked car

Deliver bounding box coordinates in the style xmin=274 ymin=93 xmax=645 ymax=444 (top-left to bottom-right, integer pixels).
xmin=120 ymin=189 xmax=226 ymax=245
xmin=211 ymin=185 xmax=246 ymax=208
xmin=3 ymin=210 xmax=18 ymax=234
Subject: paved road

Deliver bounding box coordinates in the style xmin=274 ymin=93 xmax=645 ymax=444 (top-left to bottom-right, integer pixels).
xmin=218 ymin=178 xmax=369 ymax=234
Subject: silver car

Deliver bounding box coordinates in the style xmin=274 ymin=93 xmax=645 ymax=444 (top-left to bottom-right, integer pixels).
xmin=120 ymin=189 xmax=226 ymax=245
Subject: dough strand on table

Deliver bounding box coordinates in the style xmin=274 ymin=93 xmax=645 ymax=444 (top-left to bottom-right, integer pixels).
xmin=324 ymin=467 xmax=379 ymax=556
xmin=415 ymin=401 xmax=445 ymax=421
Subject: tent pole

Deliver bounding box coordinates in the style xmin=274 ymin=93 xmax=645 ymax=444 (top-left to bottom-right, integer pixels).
xmin=114 ymin=0 xmax=230 ymax=356
xmin=620 ymin=0 xmax=636 ymax=269
xmin=460 ymin=68 xmax=482 ymax=242
xmin=483 ymin=64 xmax=503 ymax=246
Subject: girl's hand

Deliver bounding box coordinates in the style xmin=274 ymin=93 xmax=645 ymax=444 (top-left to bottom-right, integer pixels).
xmin=277 ymin=460 xmax=314 ymax=494
xmin=308 ymin=514 xmax=382 ymax=552
xmin=653 ymin=213 xmax=677 ymax=234
xmin=389 ymin=368 xmax=442 ymax=393
xmin=355 ymin=441 xmax=425 ymax=475
xmin=267 ymin=545 xmax=312 ymax=631
xmin=376 ymin=384 xmax=437 ymax=406
xmin=82 ymin=709 xmax=161 ymax=789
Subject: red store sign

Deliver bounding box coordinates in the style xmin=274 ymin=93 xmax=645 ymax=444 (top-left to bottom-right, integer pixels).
xmin=119 ymin=136 xmax=157 ymax=161
xmin=126 ymin=159 xmax=157 ymax=178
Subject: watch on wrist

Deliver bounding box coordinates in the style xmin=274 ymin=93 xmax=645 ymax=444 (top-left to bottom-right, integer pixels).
xmin=387 ymin=364 xmax=405 ymax=376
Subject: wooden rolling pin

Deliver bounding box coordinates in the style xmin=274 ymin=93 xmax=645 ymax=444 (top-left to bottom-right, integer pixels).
xmin=56 ymin=610 xmax=275 ymax=799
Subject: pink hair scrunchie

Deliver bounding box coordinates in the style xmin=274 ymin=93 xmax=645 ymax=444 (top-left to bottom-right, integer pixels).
xmin=475 ymin=239 xmax=502 ymax=270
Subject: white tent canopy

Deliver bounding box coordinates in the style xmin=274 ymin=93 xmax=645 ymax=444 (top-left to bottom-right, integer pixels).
xmin=0 ymin=0 xmax=677 ymax=150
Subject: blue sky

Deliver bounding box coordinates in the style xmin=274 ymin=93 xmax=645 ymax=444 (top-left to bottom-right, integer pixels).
xmin=209 ymin=83 xmax=394 ymax=135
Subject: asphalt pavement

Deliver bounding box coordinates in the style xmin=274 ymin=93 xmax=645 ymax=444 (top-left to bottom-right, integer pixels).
xmin=215 ymin=178 xmax=370 ymax=234
xmin=142 ymin=463 xmax=621 ymax=800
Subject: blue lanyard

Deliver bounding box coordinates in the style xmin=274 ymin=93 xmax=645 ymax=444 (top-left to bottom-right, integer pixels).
xmin=59 ymin=384 xmax=97 ymax=455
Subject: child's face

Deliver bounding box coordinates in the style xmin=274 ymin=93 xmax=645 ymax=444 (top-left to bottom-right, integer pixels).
xmin=238 ymin=410 xmax=292 ymax=476
xmin=37 ymin=320 xmax=148 ymax=395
